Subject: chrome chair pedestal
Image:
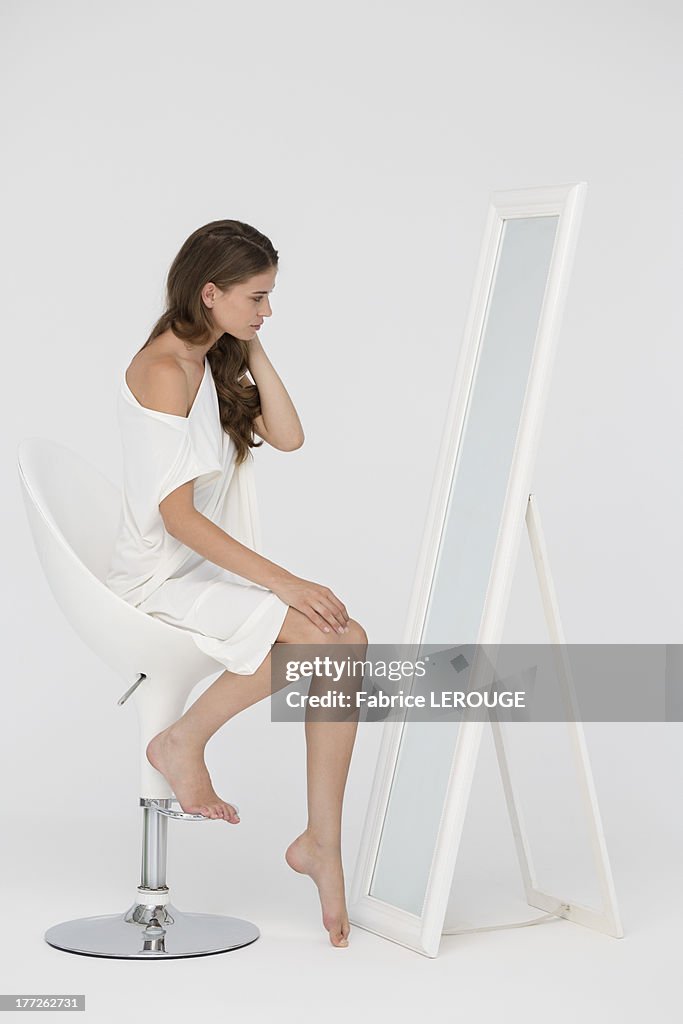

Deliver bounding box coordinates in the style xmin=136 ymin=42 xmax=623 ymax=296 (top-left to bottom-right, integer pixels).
xmin=44 ymin=799 xmax=259 ymax=960
xmin=44 ymin=907 xmax=259 ymax=960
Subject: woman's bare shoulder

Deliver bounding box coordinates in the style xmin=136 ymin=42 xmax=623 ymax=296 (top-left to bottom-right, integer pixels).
xmin=125 ymin=349 xmax=190 ymax=417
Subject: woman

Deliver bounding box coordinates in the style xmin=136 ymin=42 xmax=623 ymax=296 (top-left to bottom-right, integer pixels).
xmin=106 ymin=219 xmax=368 ymax=948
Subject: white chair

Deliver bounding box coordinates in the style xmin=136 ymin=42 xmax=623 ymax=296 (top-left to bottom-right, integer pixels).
xmin=17 ymin=436 xmax=260 ymax=960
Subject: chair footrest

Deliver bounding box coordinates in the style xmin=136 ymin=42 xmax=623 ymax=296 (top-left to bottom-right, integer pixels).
xmin=141 ymin=797 xmax=239 ymax=821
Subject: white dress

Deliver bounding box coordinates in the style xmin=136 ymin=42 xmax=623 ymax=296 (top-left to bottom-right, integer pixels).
xmin=105 ymin=356 xmax=290 ymax=674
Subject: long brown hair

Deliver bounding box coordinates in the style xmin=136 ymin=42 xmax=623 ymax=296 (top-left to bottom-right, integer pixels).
xmin=137 ymin=219 xmax=278 ymax=466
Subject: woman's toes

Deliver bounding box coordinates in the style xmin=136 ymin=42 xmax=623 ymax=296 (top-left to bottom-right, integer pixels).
xmin=196 ymin=802 xmax=240 ymax=822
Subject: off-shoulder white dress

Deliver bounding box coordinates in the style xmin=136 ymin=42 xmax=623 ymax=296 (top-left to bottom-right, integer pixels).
xmin=105 ymin=356 xmax=290 ymax=674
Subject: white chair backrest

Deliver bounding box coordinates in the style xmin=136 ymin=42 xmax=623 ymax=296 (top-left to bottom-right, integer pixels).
xmin=17 ymin=437 xmax=221 ymax=689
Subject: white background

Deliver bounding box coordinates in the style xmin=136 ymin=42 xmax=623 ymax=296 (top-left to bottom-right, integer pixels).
xmin=2 ymin=0 xmax=682 ymax=1020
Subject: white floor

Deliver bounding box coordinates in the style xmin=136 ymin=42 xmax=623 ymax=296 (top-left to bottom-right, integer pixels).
xmin=3 ymin=790 xmax=681 ymax=1024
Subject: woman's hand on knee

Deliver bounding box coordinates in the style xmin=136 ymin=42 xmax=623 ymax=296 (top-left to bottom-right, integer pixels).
xmin=271 ymin=575 xmax=350 ymax=635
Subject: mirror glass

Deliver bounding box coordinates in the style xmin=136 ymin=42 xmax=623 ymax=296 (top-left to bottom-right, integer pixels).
xmin=369 ymin=215 xmax=560 ymax=915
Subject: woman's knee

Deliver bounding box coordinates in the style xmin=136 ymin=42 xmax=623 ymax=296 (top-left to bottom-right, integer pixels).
xmin=346 ymin=618 xmax=368 ymax=646
xmin=275 ymin=607 xmax=368 ymax=647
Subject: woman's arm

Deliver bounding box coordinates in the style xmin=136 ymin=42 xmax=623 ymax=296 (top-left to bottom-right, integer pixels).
xmin=245 ymin=336 xmax=305 ymax=451
xmin=164 ymin=504 xmax=293 ymax=591
xmin=163 ymin=506 xmax=349 ymax=634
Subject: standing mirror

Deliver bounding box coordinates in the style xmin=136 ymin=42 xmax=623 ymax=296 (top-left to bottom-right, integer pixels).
xmin=349 ymin=183 xmax=621 ymax=956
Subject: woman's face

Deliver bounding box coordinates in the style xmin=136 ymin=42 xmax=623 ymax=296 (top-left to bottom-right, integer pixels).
xmin=203 ymin=268 xmax=277 ymax=341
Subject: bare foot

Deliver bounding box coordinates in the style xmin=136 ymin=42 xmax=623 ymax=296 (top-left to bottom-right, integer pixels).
xmin=285 ymin=831 xmax=350 ymax=947
xmin=146 ymin=726 xmax=240 ymax=824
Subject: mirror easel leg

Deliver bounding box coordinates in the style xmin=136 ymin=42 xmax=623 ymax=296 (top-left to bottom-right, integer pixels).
xmin=487 ymin=493 xmax=623 ymax=937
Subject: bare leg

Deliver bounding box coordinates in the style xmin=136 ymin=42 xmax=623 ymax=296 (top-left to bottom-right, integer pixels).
xmin=146 ymin=647 xmax=283 ymax=821
xmin=284 ymin=716 xmax=360 ymax=946
xmin=146 ymin=609 xmax=368 ymax=948
xmin=284 ymin=631 xmax=368 ymax=948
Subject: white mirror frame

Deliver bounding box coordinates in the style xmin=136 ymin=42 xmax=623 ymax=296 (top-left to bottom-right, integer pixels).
xmin=349 ymin=182 xmax=590 ymax=956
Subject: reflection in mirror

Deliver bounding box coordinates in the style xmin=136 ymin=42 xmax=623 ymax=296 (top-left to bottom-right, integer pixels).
xmin=369 ymin=216 xmax=559 ymax=915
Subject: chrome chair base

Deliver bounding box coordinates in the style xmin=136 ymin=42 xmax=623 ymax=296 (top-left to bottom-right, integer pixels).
xmin=44 ymin=797 xmax=259 ymax=959
xmin=45 ymin=902 xmax=259 ymax=959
